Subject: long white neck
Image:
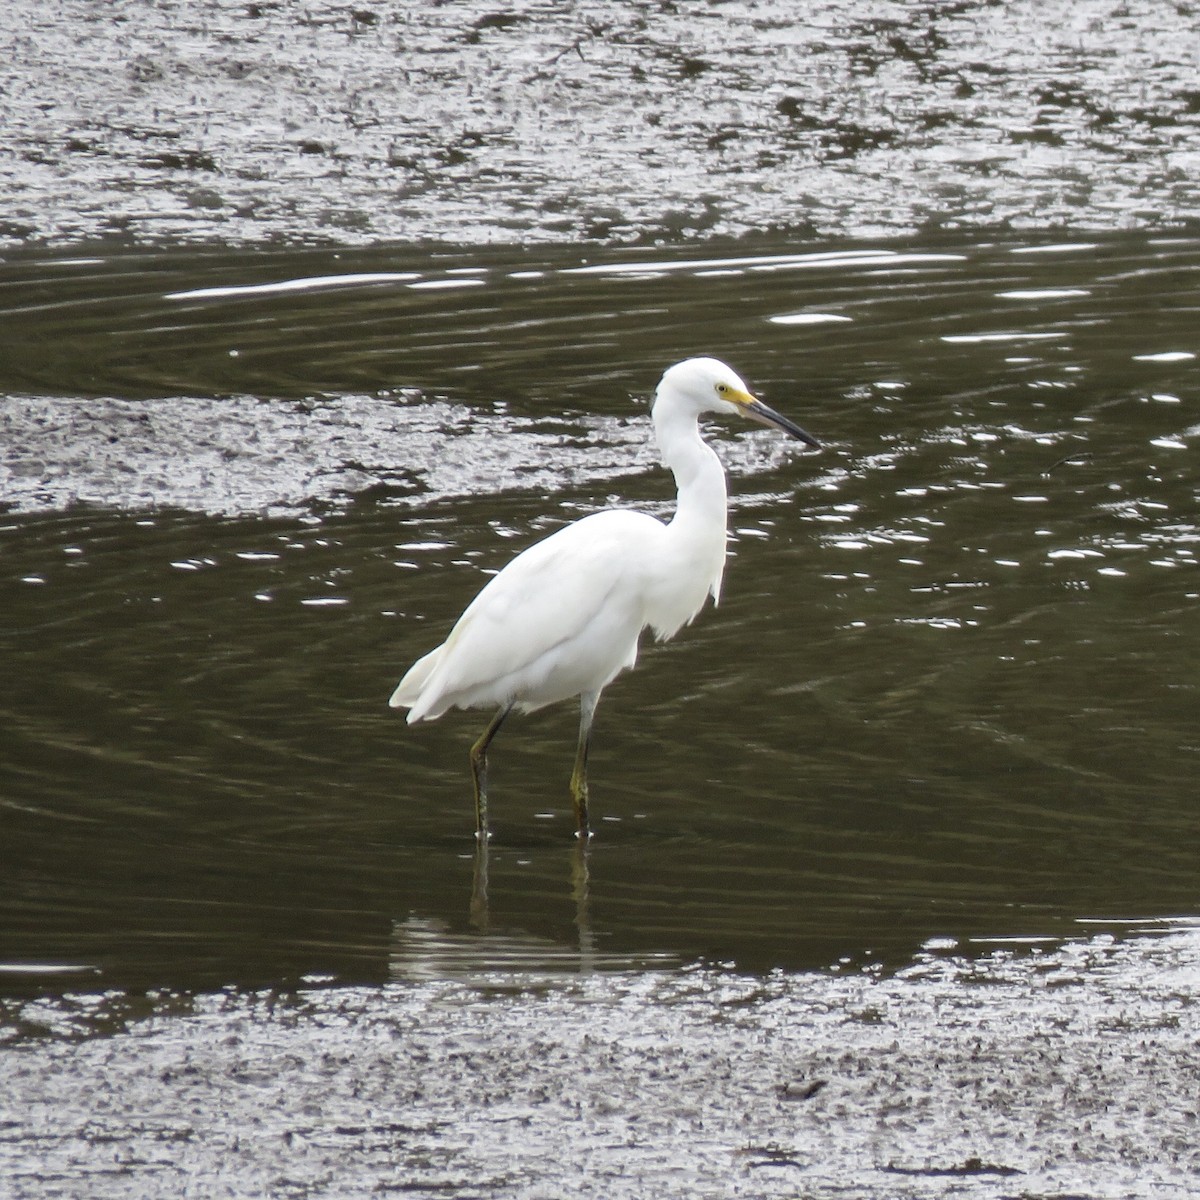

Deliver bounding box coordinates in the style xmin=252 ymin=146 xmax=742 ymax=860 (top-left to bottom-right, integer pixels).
xmin=649 ymin=400 xmax=730 ymax=632
xmin=655 ymin=402 xmax=728 ymax=531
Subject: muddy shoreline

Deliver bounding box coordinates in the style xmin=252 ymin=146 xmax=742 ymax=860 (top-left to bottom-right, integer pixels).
xmin=4 ymin=927 xmax=1200 ymax=1198
xmin=3 ymin=0 xmax=1200 ymax=250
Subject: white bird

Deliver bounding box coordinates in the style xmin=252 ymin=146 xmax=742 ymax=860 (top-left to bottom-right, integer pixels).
xmin=389 ymin=357 xmax=820 ymax=839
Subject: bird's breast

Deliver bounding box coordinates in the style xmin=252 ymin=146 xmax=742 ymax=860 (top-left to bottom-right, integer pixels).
xmin=643 ymin=519 xmax=726 ymax=641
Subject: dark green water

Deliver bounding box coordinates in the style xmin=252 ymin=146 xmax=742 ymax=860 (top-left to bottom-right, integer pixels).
xmin=1 ymin=233 xmax=1197 ymax=993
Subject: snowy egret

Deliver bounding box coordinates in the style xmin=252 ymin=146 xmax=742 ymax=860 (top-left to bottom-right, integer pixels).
xmin=389 ymin=357 xmax=820 ymax=838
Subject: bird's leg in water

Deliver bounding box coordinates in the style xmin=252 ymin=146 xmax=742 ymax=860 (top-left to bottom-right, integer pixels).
xmin=470 ymin=704 xmax=511 ymax=839
xmin=570 ymin=692 xmax=599 ymax=838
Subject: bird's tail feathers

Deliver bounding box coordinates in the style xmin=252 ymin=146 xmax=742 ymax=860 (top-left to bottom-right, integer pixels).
xmin=388 ymin=645 xmax=445 ymax=721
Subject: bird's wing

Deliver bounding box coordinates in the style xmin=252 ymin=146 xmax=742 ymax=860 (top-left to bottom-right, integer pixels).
xmin=394 ymin=510 xmax=663 ymax=720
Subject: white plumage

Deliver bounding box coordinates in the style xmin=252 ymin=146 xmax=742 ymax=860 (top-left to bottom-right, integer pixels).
xmin=392 ymin=510 xmax=663 ymax=721
xmin=389 ymin=356 xmax=819 ymax=838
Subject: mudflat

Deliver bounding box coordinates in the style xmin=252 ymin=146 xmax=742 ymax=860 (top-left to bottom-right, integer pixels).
xmin=2 ymin=0 xmax=1198 ymax=248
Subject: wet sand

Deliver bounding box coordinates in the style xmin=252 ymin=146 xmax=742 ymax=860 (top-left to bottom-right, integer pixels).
xmin=4 ymin=927 xmax=1200 ymax=1197
xmin=2 ymin=0 xmax=1199 ymax=248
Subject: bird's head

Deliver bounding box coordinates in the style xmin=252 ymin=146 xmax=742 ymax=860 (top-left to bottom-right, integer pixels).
xmin=654 ymin=357 xmax=821 ymax=448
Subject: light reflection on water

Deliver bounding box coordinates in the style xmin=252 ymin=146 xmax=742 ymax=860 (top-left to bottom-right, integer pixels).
xmin=0 ymin=232 xmax=1197 ymax=993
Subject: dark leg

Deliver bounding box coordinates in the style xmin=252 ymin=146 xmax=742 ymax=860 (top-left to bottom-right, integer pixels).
xmin=569 ymin=691 xmax=598 ymax=839
xmin=470 ymin=704 xmax=511 ymax=840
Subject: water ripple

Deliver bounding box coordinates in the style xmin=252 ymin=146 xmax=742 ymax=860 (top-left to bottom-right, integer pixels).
xmin=2 ymin=231 xmax=1199 ymax=989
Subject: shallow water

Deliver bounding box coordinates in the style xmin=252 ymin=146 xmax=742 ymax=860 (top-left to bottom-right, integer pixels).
xmin=2 ymin=231 xmax=1198 ymax=995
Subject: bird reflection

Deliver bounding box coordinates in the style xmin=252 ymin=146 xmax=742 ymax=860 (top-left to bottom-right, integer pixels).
xmin=467 ymin=836 xmax=594 ymax=970
xmin=469 ymin=837 xmax=490 ymax=932
xmin=570 ymin=840 xmax=595 ymax=970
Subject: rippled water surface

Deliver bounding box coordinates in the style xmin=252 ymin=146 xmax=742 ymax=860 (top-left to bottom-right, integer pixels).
xmin=1 ymin=233 xmax=1197 ymax=994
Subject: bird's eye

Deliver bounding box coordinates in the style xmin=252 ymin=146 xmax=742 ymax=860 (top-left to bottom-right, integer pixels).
xmin=716 ymin=383 xmax=728 ymax=394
